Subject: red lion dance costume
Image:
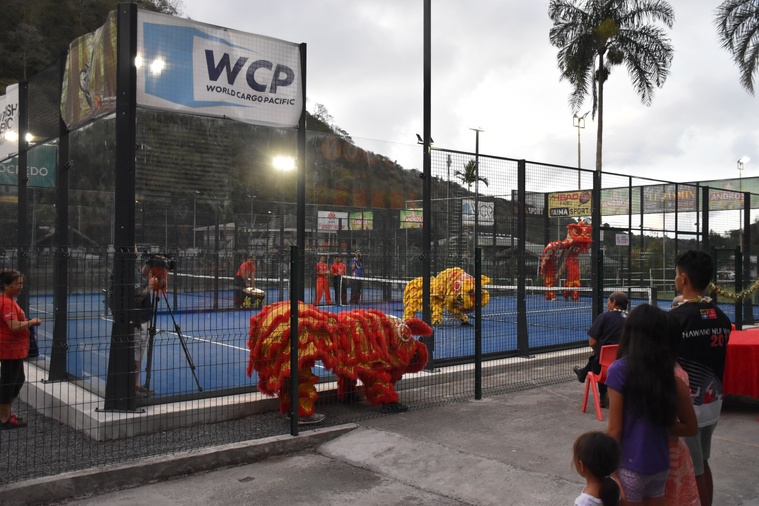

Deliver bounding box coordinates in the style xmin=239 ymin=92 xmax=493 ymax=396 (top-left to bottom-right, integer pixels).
xmin=538 ymin=220 xmax=592 ymax=301
xmin=403 ymin=267 xmax=490 ymax=325
xmin=247 ymin=302 xmax=431 ymax=417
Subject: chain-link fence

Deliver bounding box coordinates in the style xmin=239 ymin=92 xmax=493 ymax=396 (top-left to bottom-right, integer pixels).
xmin=1 ymin=9 xmax=756 ymax=487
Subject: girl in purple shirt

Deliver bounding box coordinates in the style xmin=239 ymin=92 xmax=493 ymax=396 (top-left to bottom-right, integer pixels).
xmin=605 ymin=304 xmax=697 ymax=505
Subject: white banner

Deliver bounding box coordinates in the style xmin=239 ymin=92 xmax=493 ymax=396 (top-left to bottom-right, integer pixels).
xmin=137 ymin=11 xmax=303 ymax=128
xmin=318 ymin=210 xmax=349 ymax=231
xmin=462 ymin=199 xmax=494 ymax=226
xmin=0 ymin=84 xmax=19 ymax=162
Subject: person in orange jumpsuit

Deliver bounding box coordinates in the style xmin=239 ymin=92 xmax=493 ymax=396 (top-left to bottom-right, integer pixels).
xmin=314 ymin=255 xmax=332 ymax=305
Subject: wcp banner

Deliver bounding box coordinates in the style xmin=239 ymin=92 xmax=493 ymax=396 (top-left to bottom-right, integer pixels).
xmin=137 ymin=11 xmax=303 ymax=128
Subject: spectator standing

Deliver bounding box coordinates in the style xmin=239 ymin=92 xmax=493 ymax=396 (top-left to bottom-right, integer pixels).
xmin=670 ymin=250 xmax=731 ymax=506
xmin=349 ymin=251 xmax=363 ymax=304
xmin=314 ymin=255 xmax=332 ymax=305
xmin=1 ymin=269 xmax=42 ymax=429
xmin=330 ymin=256 xmax=347 ymax=305
xmin=605 ymin=304 xmax=697 ymax=505
xmin=572 ymin=431 xmax=621 ymax=506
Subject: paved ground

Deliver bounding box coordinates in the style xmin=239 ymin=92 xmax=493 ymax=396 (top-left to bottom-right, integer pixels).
xmin=6 ymin=379 xmax=759 ymax=505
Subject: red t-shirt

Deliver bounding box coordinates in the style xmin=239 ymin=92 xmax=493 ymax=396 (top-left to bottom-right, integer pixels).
xmin=236 ymin=261 xmax=256 ymax=280
xmin=331 ymin=262 xmax=346 ymax=277
xmin=1 ymin=294 xmax=30 ymax=360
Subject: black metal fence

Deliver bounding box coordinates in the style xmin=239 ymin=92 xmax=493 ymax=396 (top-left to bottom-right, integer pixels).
xmin=1 ymin=8 xmax=757 ymax=487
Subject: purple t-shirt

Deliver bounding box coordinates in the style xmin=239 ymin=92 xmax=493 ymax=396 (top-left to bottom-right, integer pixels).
xmin=605 ymin=357 xmax=670 ymax=475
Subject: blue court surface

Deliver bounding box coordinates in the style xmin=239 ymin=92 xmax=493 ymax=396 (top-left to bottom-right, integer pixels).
xmin=28 ymin=286 xmax=736 ymax=399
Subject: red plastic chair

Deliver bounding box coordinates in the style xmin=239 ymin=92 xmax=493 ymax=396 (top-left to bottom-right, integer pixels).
xmin=581 ymin=344 xmax=619 ymax=421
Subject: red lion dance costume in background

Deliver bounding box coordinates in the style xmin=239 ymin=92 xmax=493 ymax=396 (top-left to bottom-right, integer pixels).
xmin=538 ymin=220 xmax=592 ymax=301
xmin=403 ymin=267 xmax=491 ymax=325
xmin=247 ymin=302 xmax=431 ymax=417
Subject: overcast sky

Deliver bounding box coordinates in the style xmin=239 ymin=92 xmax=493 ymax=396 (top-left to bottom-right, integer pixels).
xmin=181 ymin=0 xmax=757 ymax=187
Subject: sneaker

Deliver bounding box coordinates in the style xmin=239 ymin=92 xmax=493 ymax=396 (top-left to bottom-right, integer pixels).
xmin=0 ymin=416 xmax=27 ymax=430
xmin=573 ymin=366 xmax=587 ymax=383
xmin=599 ymin=393 xmax=609 ymax=409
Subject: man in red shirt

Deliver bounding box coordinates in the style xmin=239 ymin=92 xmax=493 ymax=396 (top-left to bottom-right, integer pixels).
xmin=330 ymin=256 xmax=347 ymax=305
xmin=314 ymin=256 xmax=332 ymax=305
xmin=234 ymin=255 xmax=256 ymax=308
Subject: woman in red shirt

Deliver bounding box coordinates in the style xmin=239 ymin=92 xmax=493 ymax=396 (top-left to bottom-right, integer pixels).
xmin=1 ymin=269 xmax=42 ymax=429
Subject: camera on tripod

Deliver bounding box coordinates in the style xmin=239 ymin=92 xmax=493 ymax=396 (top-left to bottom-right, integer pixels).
xmin=143 ymin=254 xmax=175 ymax=292
xmin=144 ymin=253 xmax=176 ymax=271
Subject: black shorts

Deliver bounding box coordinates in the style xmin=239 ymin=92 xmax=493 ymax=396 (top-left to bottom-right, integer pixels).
xmin=0 ymin=358 xmax=26 ymax=404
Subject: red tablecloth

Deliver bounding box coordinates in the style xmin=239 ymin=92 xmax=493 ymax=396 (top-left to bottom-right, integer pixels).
xmin=723 ymin=330 xmax=759 ymax=399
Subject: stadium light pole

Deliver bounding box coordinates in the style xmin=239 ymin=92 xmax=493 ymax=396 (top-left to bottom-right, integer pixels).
xmin=274 ymin=155 xmax=296 ymax=301
xmin=573 ymin=112 xmax=589 ymax=189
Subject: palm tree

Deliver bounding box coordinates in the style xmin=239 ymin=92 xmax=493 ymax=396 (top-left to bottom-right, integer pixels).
xmin=716 ymin=0 xmax=759 ymax=95
xmin=454 ymin=159 xmax=488 ymax=191
xmin=548 ymin=0 xmax=675 ymax=172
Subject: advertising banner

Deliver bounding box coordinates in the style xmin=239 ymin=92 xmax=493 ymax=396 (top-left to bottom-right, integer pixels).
xmin=0 ymin=84 xmax=19 ymax=161
xmin=318 ymin=210 xmax=348 ymax=231
xmin=61 ymin=12 xmax=118 ymax=130
xmin=0 ymin=145 xmax=57 ymax=188
xmin=137 ymin=11 xmax=303 ymax=128
xmin=547 ymin=190 xmax=592 ymax=218
xmin=462 ymin=199 xmax=495 ymax=225
xmin=400 ymin=209 xmax=423 ymax=229
xmin=349 ymin=212 xmax=373 ymax=230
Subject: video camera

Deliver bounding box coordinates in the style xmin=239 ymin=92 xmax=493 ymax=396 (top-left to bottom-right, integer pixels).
xmin=143 ymin=253 xmax=176 ymax=271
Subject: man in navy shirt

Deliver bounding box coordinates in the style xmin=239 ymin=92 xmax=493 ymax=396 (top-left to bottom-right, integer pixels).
xmin=573 ymin=291 xmax=628 ymax=408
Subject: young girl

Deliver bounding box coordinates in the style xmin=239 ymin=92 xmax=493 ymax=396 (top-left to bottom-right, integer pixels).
xmin=605 ymin=304 xmax=696 ymax=505
xmin=573 ymin=431 xmax=621 ymax=506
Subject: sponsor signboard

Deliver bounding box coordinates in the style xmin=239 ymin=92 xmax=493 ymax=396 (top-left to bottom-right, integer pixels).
xmin=136 ymin=11 xmax=303 ymax=128
xmin=317 ymin=210 xmax=348 ymax=231
xmin=0 ymin=145 xmax=57 ymax=188
xmin=0 ymin=84 xmax=19 ymax=161
xmin=349 ymin=211 xmax=373 ymax=230
xmin=462 ymin=199 xmax=495 ymax=225
xmin=547 ymin=190 xmax=592 ymax=218
xmin=400 ymin=208 xmax=423 ymax=229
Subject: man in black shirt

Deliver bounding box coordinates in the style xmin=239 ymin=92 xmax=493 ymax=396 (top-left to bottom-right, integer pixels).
xmin=670 ymin=250 xmax=731 ymax=506
xmin=573 ymin=291 xmax=628 ymax=408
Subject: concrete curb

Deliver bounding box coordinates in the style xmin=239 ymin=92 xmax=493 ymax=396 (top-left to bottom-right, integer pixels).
xmin=2 ymin=423 xmax=358 ymax=505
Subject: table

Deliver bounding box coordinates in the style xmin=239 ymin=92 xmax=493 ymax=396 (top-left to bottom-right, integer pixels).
xmin=723 ymin=329 xmax=759 ymax=399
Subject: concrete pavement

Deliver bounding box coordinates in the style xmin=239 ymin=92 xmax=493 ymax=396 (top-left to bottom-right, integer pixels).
xmin=7 ymin=379 xmax=759 ymax=505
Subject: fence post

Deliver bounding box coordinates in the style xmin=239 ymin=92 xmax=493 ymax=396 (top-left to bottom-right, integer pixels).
xmin=742 ymin=193 xmax=753 ymax=324
xmin=50 ymin=53 xmax=71 ymax=381
xmin=474 ymin=247 xmax=482 ymax=400
xmin=516 ymin=160 xmax=529 ymax=356
xmin=104 ymin=3 xmax=138 ymax=411
xmin=289 ymin=245 xmax=300 ymax=435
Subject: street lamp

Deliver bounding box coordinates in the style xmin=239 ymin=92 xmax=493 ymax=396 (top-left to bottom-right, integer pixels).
xmin=573 ymin=112 xmax=589 ymax=189
xmin=274 ymin=155 xmax=295 ymax=301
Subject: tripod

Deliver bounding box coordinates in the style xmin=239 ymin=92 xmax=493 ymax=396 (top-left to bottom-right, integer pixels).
xmin=143 ymin=286 xmax=203 ymax=393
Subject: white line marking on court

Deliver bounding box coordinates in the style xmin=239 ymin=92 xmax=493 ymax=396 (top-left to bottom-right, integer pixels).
xmin=99 ymin=317 xmax=326 ymax=371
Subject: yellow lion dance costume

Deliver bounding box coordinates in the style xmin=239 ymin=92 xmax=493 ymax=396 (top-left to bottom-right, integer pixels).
xmin=403 ymin=267 xmax=491 ymax=325
xmin=247 ymin=301 xmax=431 ymax=417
